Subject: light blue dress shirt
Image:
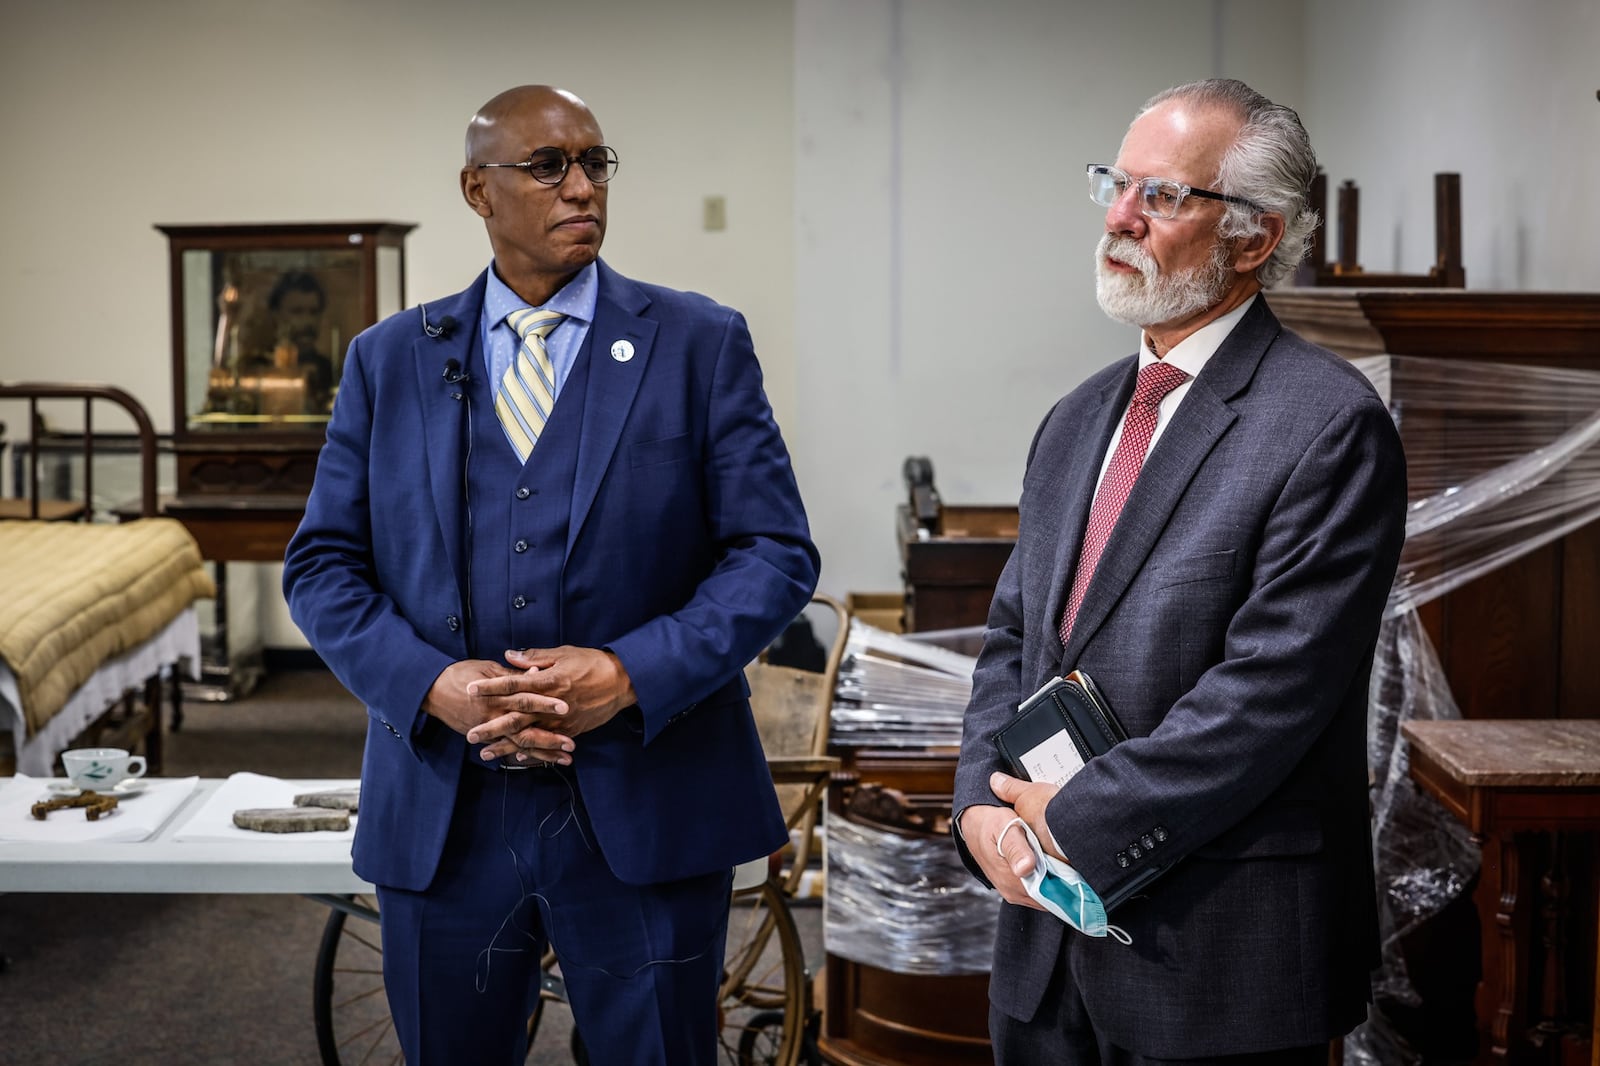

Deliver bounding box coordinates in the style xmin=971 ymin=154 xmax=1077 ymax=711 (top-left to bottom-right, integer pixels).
xmin=479 ymin=261 xmax=599 ymax=403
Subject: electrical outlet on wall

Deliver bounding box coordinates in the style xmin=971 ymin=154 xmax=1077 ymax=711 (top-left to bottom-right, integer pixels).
xmin=703 ymin=195 xmax=727 ymax=232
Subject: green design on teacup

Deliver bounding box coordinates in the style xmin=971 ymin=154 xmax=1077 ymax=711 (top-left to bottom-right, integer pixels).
xmin=82 ymin=763 xmax=113 ymax=781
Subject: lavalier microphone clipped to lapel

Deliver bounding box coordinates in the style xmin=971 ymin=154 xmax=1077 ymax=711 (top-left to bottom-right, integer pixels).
xmin=419 ymin=304 xmax=458 ymax=339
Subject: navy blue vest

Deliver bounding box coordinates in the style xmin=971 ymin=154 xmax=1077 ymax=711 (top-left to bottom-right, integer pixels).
xmin=462 ymin=337 xmax=592 ymax=661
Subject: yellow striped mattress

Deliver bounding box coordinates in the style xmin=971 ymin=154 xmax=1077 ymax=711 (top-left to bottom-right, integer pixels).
xmin=0 ymin=518 xmax=214 ymax=737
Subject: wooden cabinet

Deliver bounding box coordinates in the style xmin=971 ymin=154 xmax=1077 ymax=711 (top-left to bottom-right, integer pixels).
xmin=150 ymin=222 xmax=414 ymax=699
xmin=1268 ymin=287 xmax=1600 ymax=1066
xmin=158 ymin=221 xmax=415 ymax=504
xmin=897 ymin=504 xmax=1017 ymax=633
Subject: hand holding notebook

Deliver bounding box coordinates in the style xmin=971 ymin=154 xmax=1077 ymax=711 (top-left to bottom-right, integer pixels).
xmin=994 ymin=670 xmax=1127 ymax=787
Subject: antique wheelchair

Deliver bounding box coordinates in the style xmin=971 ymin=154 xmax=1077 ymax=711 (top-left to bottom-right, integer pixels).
xmin=312 ymin=595 xmax=848 ymax=1065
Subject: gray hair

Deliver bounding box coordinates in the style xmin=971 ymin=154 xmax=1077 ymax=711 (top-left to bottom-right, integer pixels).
xmin=1138 ymin=79 xmax=1319 ymax=289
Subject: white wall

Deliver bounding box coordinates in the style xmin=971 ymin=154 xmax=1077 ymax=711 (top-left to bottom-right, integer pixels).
xmin=793 ymin=0 xmax=1306 ymax=597
xmin=2 ymin=0 xmax=796 ymax=428
xmin=1 ymin=0 xmax=795 ymax=648
xmin=1302 ymin=0 xmax=1600 ymax=290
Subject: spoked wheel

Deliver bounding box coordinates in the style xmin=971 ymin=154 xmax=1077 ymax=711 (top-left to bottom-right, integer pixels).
xmin=718 ymin=879 xmax=808 ymax=1066
xmin=736 ymin=1010 xmax=787 ymax=1065
xmin=312 ymin=895 xmax=542 ymax=1066
xmin=313 ymin=896 xmax=400 ymax=1066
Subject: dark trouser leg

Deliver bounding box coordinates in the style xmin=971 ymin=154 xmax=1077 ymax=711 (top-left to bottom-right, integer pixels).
xmin=534 ymin=782 xmax=732 ymax=1066
xmin=989 ymin=929 xmax=1102 ymax=1066
xmin=376 ymin=768 xmax=548 ymax=1066
xmin=1103 ymin=1042 xmax=1330 ymax=1066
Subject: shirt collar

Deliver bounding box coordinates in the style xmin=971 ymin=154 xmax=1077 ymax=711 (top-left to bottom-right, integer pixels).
xmin=484 ymin=260 xmax=599 ymax=328
xmin=1138 ymin=293 xmax=1258 ymax=379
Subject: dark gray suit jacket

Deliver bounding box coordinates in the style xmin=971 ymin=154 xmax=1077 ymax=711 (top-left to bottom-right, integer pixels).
xmin=952 ymin=298 xmax=1407 ymax=1057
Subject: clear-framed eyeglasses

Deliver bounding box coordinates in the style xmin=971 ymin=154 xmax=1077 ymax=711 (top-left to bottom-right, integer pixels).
xmin=1086 ymin=163 xmax=1262 ymax=219
xmin=477 ymin=145 xmax=620 ymax=185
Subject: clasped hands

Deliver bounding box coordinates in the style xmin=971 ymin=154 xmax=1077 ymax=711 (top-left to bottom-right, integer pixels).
xmin=423 ymin=646 xmax=637 ymax=766
xmin=962 ymin=771 xmax=1066 ymax=911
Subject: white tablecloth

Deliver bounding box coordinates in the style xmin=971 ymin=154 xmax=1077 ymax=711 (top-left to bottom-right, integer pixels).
xmin=172 ymin=772 xmax=360 ymax=843
xmin=0 ymin=774 xmax=200 ymax=843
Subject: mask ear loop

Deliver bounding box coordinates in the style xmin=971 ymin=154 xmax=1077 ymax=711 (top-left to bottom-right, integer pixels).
xmin=997 ymin=815 xmax=1030 ymax=859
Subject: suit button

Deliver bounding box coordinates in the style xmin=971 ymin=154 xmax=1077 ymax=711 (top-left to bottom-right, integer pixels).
xmin=515 ymin=487 xmax=531 ymax=500
xmin=1140 ymin=833 xmax=1156 ymax=850
xmin=514 ymin=539 xmax=529 ymax=553
xmin=1152 ymin=825 xmax=1169 ymax=842
xmin=1127 ymin=843 xmax=1144 ymax=860
xmin=1115 ymin=851 xmax=1130 ymax=868
xmin=446 ymin=614 xmax=460 ymax=632
xmin=512 ymin=595 xmax=527 ymax=609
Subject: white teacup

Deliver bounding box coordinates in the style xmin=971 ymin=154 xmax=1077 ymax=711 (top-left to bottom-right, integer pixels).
xmin=61 ymin=747 xmax=147 ymax=793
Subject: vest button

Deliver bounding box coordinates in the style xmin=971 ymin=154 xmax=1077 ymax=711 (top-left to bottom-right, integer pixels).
xmin=1115 ymin=851 xmax=1131 ymax=868
xmin=515 ymin=487 xmax=531 ymax=500
xmin=512 ymin=595 xmax=527 ymax=609
xmin=514 ymin=539 xmax=529 ymax=553
xmin=446 ymin=614 xmax=460 ymax=632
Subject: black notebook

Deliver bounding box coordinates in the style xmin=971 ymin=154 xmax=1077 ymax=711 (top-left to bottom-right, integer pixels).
xmin=995 ymin=671 xmax=1178 ymax=910
xmin=995 ymin=670 xmax=1127 ymax=788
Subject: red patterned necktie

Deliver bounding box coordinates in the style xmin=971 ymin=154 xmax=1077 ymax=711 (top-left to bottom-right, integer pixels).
xmin=1059 ymin=359 xmax=1190 ymax=644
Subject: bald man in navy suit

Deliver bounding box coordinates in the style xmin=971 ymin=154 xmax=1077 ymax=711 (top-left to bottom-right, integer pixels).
xmin=284 ymin=85 xmax=817 ymax=1064
xmin=953 ymin=79 xmax=1406 ymax=1064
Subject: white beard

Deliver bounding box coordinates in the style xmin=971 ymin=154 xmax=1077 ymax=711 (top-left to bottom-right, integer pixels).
xmin=1094 ymin=234 xmax=1232 ymax=328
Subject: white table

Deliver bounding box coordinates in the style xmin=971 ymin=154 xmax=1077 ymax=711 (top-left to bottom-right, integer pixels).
xmin=2 ymin=776 xmax=387 ymax=1065
xmin=0 ymin=777 xmax=373 ymax=898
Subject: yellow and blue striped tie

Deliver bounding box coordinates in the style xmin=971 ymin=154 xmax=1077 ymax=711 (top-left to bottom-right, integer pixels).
xmin=497 ymin=309 xmax=566 ymax=463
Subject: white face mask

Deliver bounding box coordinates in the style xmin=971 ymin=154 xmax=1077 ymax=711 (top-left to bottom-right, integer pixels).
xmin=1001 ymin=817 xmax=1132 ymax=945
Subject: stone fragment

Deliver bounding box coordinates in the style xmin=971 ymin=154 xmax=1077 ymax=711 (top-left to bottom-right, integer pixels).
xmin=293 ymin=787 xmax=360 ymax=812
xmin=232 ymin=807 xmax=351 ymax=833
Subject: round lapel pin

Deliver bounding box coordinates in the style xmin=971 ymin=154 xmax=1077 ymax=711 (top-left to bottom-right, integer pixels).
xmin=610 ymin=339 xmax=635 ymax=363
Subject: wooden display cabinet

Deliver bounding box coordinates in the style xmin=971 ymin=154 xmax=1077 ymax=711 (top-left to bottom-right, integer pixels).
xmin=158 ymin=221 xmax=415 ymax=505
xmin=150 ymin=222 xmax=414 ymax=700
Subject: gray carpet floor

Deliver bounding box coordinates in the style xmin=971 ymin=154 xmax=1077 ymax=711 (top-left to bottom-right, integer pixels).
xmin=0 ymin=668 xmax=822 ymax=1065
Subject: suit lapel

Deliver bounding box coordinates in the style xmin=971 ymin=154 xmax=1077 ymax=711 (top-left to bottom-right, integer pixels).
xmin=1060 ymin=299 xmax=1280 ymax=663
xmin=414 ymin=279 xmax=485 ymax=590
xmin=567 ymin=262 xmax=658 ymax=557
xmin=1043 ymin=370 xmax=1130 ymax=655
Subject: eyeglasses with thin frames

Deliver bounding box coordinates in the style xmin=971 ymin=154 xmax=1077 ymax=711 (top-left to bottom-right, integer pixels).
xmin=1086 ymin=163 xmax=1263 ymax=218
xmin=477 ymin=145 xmax=620 ymax=186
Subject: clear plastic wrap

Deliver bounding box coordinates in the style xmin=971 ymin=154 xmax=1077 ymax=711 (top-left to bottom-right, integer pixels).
xmin=1345 ymin=354 xmax=1600 ymax=1066
xmin=823 ymin=813 xmax=998 ymax=975
xmin=1364 ymin=355 xmax=1600 ymax=619
xmin=829 ymin=622 xmax=979 ymax=748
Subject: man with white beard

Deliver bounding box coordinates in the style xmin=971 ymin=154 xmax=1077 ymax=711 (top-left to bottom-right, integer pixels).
xmin=951 ymin=79 xmax=1408 ymax=1064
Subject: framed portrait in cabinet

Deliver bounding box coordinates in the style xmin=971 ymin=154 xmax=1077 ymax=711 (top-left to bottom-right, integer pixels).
xmin=157 ymin=222 xmax=414 ymax=496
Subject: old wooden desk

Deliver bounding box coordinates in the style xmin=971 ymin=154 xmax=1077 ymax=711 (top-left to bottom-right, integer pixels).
xmin=1402 ymin=720 xmax=1600 ymax=1065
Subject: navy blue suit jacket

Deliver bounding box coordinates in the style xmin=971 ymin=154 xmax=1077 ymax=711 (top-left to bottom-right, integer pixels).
xmin=284 ymin=260 xmax=818 ymax=891
xmin=953 ymin=299 xmax=1407 ymax=1057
